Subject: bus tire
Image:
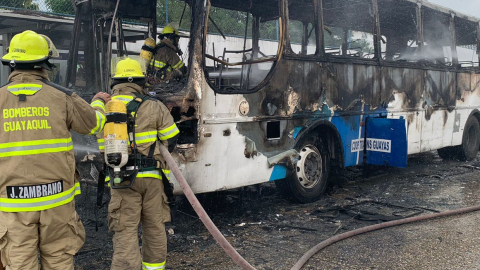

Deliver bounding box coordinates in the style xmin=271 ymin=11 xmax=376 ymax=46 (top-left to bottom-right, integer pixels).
xmin=275 ymin=136 xmax=330 ymax=203
xmin=438 ymin=116 xmax=480 ymax=161
xmin=457 ymin=116 xmax=480 ymax=161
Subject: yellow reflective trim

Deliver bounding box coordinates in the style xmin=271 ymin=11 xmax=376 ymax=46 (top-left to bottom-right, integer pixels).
xmin=105 ymin=170 xmax=162 ymax=181
xmin=0 ymin=183 xmax=81 ymax=212
xmin=97 ymin=138 xmax=105 ymax=151
xmin=112 ymin=95 xmax=134 ymax=105
xmin=158 ymin=124 xmax=179 ymax=140
xmin=135 ymin=131 xmax=157 ymax=144
xmin=137 ymin=171 xmax=162 ymax=180
xmin=142 ymin=260 xmax=166 ymax=270
xmin=89 ymin=111 xmax=106 ymax=135
xmin=7 ymin=84 xmax=42 ymax=96
xmin=172 ymin=60 xmax=184 ymax=69
xmin=0 ymin=137 xmax=72 ymax=149
xmin=162 ymin=169 xmax=170 ymax=180
xmin=91 ymin=100 xmax=106 ymax=112
xmin=0 ymin=138 xmax=73 ymax=158
xmin=151 ymin=60 xmax=167 ymax=69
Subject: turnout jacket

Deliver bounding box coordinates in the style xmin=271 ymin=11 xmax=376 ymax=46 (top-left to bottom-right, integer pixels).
xmin=0 ymin=69 xmax=106 ymax=212
xmin=97 ymin=83 xmax=179 ymax=180
xmin=150 ymin=39 xmax=187 ymax=77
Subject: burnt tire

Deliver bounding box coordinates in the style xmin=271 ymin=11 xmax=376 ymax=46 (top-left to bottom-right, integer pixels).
xmin=275 ymin=135 xmax=330 ymax=203
xmin=438 ymin=116 xmax=480 ymax=161
xmin=457 ymin=116 xmax=480 ymax=161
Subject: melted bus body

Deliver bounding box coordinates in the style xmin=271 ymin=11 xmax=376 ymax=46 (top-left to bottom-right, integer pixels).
xmin=76 ymin=0 xmax=480 ymax=203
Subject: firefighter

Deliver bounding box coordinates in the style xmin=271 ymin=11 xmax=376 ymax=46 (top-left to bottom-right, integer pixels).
xmin=0 ymin=30 xmax=110 ymax=269
xmin=98 ymin=57 xmax=179 ymax=270
xmin=148 ymin=24 xmax=188 ymax=85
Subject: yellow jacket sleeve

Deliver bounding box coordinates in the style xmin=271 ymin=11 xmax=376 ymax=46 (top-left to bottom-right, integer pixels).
xmin=66 ymin=93 xmax=106 ymax=135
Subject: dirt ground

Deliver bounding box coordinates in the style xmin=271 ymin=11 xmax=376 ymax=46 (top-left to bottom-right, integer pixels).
xmin=73 ymin=150 xmax=480 ymax=270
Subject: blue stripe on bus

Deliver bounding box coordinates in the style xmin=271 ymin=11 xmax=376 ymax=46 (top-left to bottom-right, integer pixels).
xmin=292 ymin=127 xmax=303 ymax=139
xmin=269 ymin=164 xmax=288 ymax=181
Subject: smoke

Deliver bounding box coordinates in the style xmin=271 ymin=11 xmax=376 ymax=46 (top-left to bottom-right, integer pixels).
xmin=397 ymin=14 xmax=454 ymax=64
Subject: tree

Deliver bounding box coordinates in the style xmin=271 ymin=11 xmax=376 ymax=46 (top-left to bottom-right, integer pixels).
xmin=45 ymin=0 xmax=74 ymax=15
xmin=0 ymin=0 xmax=38 ymax=10
xmin=157 ymin=0 xmax=191 ymax=30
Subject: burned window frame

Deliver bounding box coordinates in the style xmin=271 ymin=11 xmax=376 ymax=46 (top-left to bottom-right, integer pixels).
xmin=377 ymin=0 xmax=420 ymax=63
xmin=284 ymin=0 xmax=382 ymax=62
xmin=454 ymin=15 xmax=480 ymax=70
xmin=285 ymin=0 xmax=317 ymax=56
xmin=202 ymin=0 xmax=284 ymax=94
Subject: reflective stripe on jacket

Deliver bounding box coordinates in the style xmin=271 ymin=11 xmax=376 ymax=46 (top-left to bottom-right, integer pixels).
xmin=150 ymin=39 xmax=185 ymax=74
xmin=0 ymin=69 xmax=106 ymax=212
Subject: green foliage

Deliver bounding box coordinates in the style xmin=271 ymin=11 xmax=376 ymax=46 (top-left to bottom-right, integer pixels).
xmin=0 ymin=0 xmax=39 ymax=10
xmin=157 ymin=0 xmax=191 ymax=30
xmin=156 ymin=1 xmax=278 ymax=40
xmin=45 ymin=0 xmax=74 ymax=15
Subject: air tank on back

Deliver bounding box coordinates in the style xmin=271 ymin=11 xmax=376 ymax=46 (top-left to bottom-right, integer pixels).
xmin=104 ymin=99 xmax=129 ymax=184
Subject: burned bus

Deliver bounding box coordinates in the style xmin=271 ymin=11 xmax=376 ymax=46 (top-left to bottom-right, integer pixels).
xmin=70 ymin=0 xmax=480 ymax=203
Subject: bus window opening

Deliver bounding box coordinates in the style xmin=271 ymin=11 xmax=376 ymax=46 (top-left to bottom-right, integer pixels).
xmin=323 ymin=0 xmax=375 ymax=59
xmin=204 ymin=0 xmax=280 ymax=92
xmin=378 ymin=0 xmax=419 ymax=62
xmin=287 ymin=0 xmax=316 ymax=55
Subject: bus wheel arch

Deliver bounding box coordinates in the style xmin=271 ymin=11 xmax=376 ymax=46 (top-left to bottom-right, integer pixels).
xmin=438 ymin=111 xmax=480 ymax=161
xmin=275 ymin=122 xmax=343 ymax=203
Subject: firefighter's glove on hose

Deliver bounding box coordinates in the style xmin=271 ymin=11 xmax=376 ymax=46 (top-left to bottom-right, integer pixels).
xmin=93 ymin=92 xmax=112 ymax=104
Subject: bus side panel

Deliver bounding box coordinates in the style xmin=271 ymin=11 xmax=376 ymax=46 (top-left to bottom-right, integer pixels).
xmin=330 ymin=113 xmax=365 ymax=167
xmin=420 ymin=70 xmax=456 ymax=151
xmin=172 ymin=122 xmax=275 ymax=194
xmin=381 ymin=67 xmax=424 ymax=154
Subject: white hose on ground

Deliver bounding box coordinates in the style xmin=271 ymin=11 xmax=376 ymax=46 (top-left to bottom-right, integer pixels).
xmin=158 ymin=144 xmax=256 ymax=270
xmin=159 ymin=143 xmax=480 ymax=270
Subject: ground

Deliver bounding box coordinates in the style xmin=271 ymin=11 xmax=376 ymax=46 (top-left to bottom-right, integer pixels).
xmin=73 ymin=151 xmax=480 ymax=270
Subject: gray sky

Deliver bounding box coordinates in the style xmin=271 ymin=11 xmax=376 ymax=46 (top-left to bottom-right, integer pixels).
xmin=428 ymin=0 xmax=480 ymax=18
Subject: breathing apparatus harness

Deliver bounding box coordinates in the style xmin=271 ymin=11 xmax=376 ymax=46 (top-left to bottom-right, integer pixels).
xmin=97 ymin=92 xmax=175 ymax=202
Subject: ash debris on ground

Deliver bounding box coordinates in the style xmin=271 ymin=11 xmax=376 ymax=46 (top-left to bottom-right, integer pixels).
xmin=71 ymin=139 xmax=480 ymax=269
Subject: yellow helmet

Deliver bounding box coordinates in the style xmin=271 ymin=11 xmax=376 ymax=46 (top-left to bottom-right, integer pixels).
xmin=1 ymin=30 xmax=50 ymax=64
xmin=112 ymin=57 xmax=145 ymax=79
xmin=162 ymin=25 xmax=179 ymax=36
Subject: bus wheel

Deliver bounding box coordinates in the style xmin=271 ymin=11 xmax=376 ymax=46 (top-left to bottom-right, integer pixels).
xmin=275 ymin=136 xmax=329 ymax=203
xmin=437 ymin=116 xmax=480 ymax=161
xmin=457 ymin=116 xmax=480 ymax=161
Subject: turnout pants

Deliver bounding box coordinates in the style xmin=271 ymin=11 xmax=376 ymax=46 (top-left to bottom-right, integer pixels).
xmin=0 ymin=201 xmax=85 ymax=270
xmin=109 ymin=177 xmax=171 ymax=270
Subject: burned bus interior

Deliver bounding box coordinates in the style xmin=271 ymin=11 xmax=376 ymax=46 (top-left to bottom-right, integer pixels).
xmin=200 ymin=0 xmax=479 ymax=95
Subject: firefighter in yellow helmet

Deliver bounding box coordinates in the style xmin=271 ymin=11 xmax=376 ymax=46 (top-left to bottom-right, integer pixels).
xmin=0 ymin=30 xmax=110 ymax=270
xmin=96 ymin=57 xmax=179 ymax=270
xmin=148 ymin=24 xmax=188 ymax=86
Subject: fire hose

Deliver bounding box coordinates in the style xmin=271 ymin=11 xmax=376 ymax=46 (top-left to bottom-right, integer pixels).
xmin=158 ymin=143 xmax=480 ymax=270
